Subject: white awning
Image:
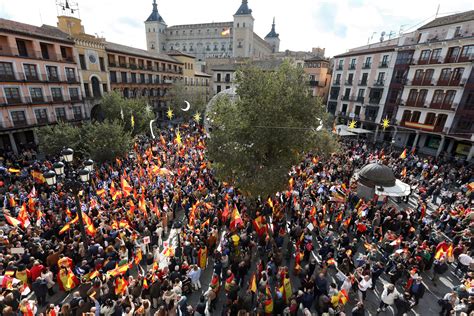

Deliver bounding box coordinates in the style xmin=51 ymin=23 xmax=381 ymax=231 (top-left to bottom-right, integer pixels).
xmin=334 ymin=125 xmax=356 ymax=136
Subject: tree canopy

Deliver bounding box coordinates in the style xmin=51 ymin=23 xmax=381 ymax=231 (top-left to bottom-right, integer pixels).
xmin=99 ymin=92 xmax=154 ymax=136
xmin=206 ymin=61 xmax=337 ymax=198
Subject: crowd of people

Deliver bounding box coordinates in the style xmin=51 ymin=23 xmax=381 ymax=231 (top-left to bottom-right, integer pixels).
xmin=0 ymin=123 xmax=472 ymax=316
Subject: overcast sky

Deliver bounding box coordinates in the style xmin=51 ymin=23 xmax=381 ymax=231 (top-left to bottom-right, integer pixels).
xmin=1 ymin=0 xmax=473 ymax=57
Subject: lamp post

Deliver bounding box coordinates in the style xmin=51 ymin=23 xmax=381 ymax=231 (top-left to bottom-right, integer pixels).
xmin=43 ymin=148 xmax=93 ymax=245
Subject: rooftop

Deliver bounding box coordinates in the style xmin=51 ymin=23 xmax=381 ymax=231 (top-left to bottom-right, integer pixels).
xmin=145 ymin=0 xmax=166 ymax=24
xmin=105 ymin=42 xmax=181 ymax=64
xmin=0 ymin=18 xmax=73 ymax=44
xmin=419 ymin=10 xmax=474 ymax=30
xmin=235 ymin=0 xmax=252 ymax=16
xmin=167 ymin=50 xmax=196 ymax=59
xmin=334 ymin=45 xmax=397 ymax=58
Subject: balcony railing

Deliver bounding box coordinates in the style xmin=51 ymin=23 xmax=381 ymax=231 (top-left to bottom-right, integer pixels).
xmin=356 ymin=96 xmax=365 ymax=103
xmin=362 ymin=63 xmax=371 ymax=69
xmin=430 ymin=102 xmax=454 ymax=110
xmin=333 ymin=80 xmax=341 ymax=86
xmin=0 ymin=73 xmax=18 ymax=81
xmin=379 ymin=61 xmax=389 ymax=68
xmin=405 ymin=100 xmax=425 ymax=107
xmin=0 ymin=47 xmax=76 ymax=63
xmin=359 ymin=80 xmax=367 ymax=86
xmin=336 ymin=65 xmax=343 ymax=70
xmin=341 ymin=95 xmax=350 ymax=101
xmin=373 ymin=80 xmax=385 ymax=86
xmin=345 ymin=80 xmax=353 ymax=85
xmin=329 ymin=94 xmax=339 ymax=100
xmin=349 ymin=64 xmax=356 ymax=70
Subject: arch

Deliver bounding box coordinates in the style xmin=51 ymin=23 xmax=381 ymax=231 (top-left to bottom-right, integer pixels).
xmin=90 ymin=75 xmax=102 ymax=98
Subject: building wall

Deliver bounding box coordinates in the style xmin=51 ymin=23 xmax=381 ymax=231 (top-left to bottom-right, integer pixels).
xmin=106 ymin=51 xmax=182 ymax=120
xmin=330 ymin=47 xmax=397 ymax=125
xmin=304 ymin=60 xmax=331 ymax=101
xmin=0 ymin=30 xmax=84 ymax=153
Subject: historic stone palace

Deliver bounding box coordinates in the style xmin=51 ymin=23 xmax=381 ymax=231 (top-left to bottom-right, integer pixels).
xmin=144 ymin=0 xmax=280 ymax=60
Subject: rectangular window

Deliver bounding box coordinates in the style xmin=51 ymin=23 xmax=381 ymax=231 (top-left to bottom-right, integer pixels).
xmin=23 ymin=64 xmax=38 ymax=80
xmin=55 ymin=107 xmax=67 ymax=121
xmin=65 ymin=68 xmax=76 ymax=82
xmin=40 ymin=43 xmax=50 ymax=60
xmin=451 ymin=68 xmax=464 ymax=82
xmin=411 ymin=111 xmax=421 ymax=122
xmin=347 ymin=73 xmax=353 ymax=84
xmin=444 ymin=90 xmax=456 ymax=105
xmin=439 ymin=68 xmax=451 ymax=81
xmin=46 ymin=66 xmax=59 ymax=81
xmin=34 ymin=108 xmax=48 ymax=124
xmin=16 ymin=39 xmax=28 ymax=57
xmin=69 ymin=88 xmax=80 ymax=101
xmin=425 ymin=113 xmax=436 ymax=125
xmin=0 ymin=62 xmax=15 ymax=80
xmin=84 ymin=83 xmax=91 ymax=98
xmin=79 ymin=54 xmax=87 ymax=70
xmin=419 ymin=50 xmax=431 ymax=61
xmin=140 ymin=74 xmax=145 ymax=83
xmin=414 ymin=69 xmax=424 ymax=81
xmin=121 ymin=72 xmax=127 ymax=83
xmin=424 ymin=69 xmax=434 ymax=83
xmin=73 ymin=106 xmax=82 ymax=120
xmin=431 ymin=48 xmax=441 ymax=61
xmin=30 ymin=87 xmax=43 ymax=102
xmin=355 ymin=105 xmax=361 ymax=115
xmin=432 ymin=90 xmax=444 ymax=104
xmin=360 ymin=73 xmax=368 ymax=84
xmin=377 ymin=72 xmax=385 ymax=83
xmin=110 ymin=71 xmax=117 ymax=83
xmin=460 ymin=45 xmax=473 ymax=59
xmin=417 ymin=89 xmax=427 ymax=105
xmin=99 ymin=57 xmax=105 ymax=72
xmin=51 ymin=88 xmax=63 ymax=101
xmin=11 ymin=110 xmax=27 ymax=126
xmin=4 ymin=87 xmax=21 ymax=103
xmin=131 ymin=73 xmax=137 ymax=83
xmin=446 ymin=47 xmax=460 ymax=62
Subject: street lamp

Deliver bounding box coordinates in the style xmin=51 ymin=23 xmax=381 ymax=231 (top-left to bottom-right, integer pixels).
xmin=43 ymin=148 xmax=94 ymax=245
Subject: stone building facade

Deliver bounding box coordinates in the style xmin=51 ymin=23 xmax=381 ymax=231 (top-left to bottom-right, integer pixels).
xmin=144 ymin=0 xmax=278 ymax=60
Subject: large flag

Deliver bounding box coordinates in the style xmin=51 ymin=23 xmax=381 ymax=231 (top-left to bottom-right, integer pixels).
xmin=115 ymin=276 xmax=128 ymax=295
xmin=121 ymin=178 xmax=132 ymax=198
xmin=230 ymin=206 xmax=243 ymax=229
xmin=253 ymin=216 xmax=266 ymax=236
xmin=221 ymin=28 xmax=231 ymax=36
xmin=4 ymin=214 xmax=21 ymax=227
xmin=82 ymin=213 xmax=96 ymax=236
xmin=17 ymin=203 xmax=30 ymax=228
xmin=31 ymin=170 xmax=45 ymax=184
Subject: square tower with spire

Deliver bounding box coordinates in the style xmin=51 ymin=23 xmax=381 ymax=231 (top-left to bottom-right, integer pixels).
xmin=145 ymin=0 xmax=167 ymax=53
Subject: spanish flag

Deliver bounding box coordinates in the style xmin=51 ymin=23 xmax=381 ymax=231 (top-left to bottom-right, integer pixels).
xmin=335 ymin=212 xmax=343 ymax=222
xmin=4 ymin=214 xmax=21 ymax=227
xmin=400 ymin=149 xmax=407 ymax=159
xmin=31 ymin=170 xmax=45 ymax=184
xmin=134 ymin=249 xmax=143 ymax=265
xmin=435 ymin=247 xmax=446 ymax=260
xmin=59 ymin=223 xmax=71 ymax=235
xmin=339 ymin=289 xmax=349 ymax=304
xmin=221 ymin=28 xmax=231 ymax=36
xmin=253 ymin=216 xmax=266 ymax=236
xmin=115 ymin=276 xmax=128 ymax=295
xmin=230 ymin=206 xmax=243 ymax=229
xmin=143 ymin=278 xmax=149 ymax=289
xmin=121 ymin=178 xmax=132 ymax=198
xmin=201 ymin=218 xmax=210 ymax=229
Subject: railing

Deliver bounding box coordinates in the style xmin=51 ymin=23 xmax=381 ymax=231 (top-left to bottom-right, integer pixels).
xmin=349 ymin=64 xmax=356 ymax=70
xmin=333 ymin=80 xmax=341 ymax=86
xmin=373 ymin=80 xmax=385 ymax=86
xmin=418 ymin=58 xmax=429 ymax=65
xmin=405 ymin=100 xmax=425 ymax=107
xmin=336 ymin=65 xmax=343 ymax=70
xmin=379 ymin=61 xmax=389 ymax=68
xmin=429 ymin=57 xmax=443 ymax=64
xmin=356 ymin=96 xmax=365 ymax=103
xmin=341 ymin=95 xmax=350 ymax=101
xmin=368 ymin=98 xmax=381 ymax=105
xmin=329 ymin=94 xmax=339 ymax=100
xmin=345 ymin=80 xmax=353 ymax=85
xmin=0 ymin=47 xmax=76 ymax=63
xmin=430 ymin=102 xmax=454 ymax=110
xmin=359 ymin=80 xmax=367 ymax=86
xmin=362 ymin=63 xmax=371 ymax=69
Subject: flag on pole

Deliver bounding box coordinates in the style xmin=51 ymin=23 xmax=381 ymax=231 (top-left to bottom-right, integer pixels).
xmin=400 ymin=149 xmax=407 ymax=159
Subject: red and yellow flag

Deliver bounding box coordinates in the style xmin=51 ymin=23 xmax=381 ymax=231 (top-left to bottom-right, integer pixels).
xmin=400 ymin=149 xmax=407 ymax=159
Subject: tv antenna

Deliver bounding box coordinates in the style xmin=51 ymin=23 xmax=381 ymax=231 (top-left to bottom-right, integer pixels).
xmin=367 ymin=32 xmax=377 ymax=44
xmin=56 ymin=0 xmax=80 ymax=18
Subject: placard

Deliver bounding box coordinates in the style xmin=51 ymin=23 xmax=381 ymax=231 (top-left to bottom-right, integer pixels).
xmin=143 ymin=236 xmax=151 ymax=245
